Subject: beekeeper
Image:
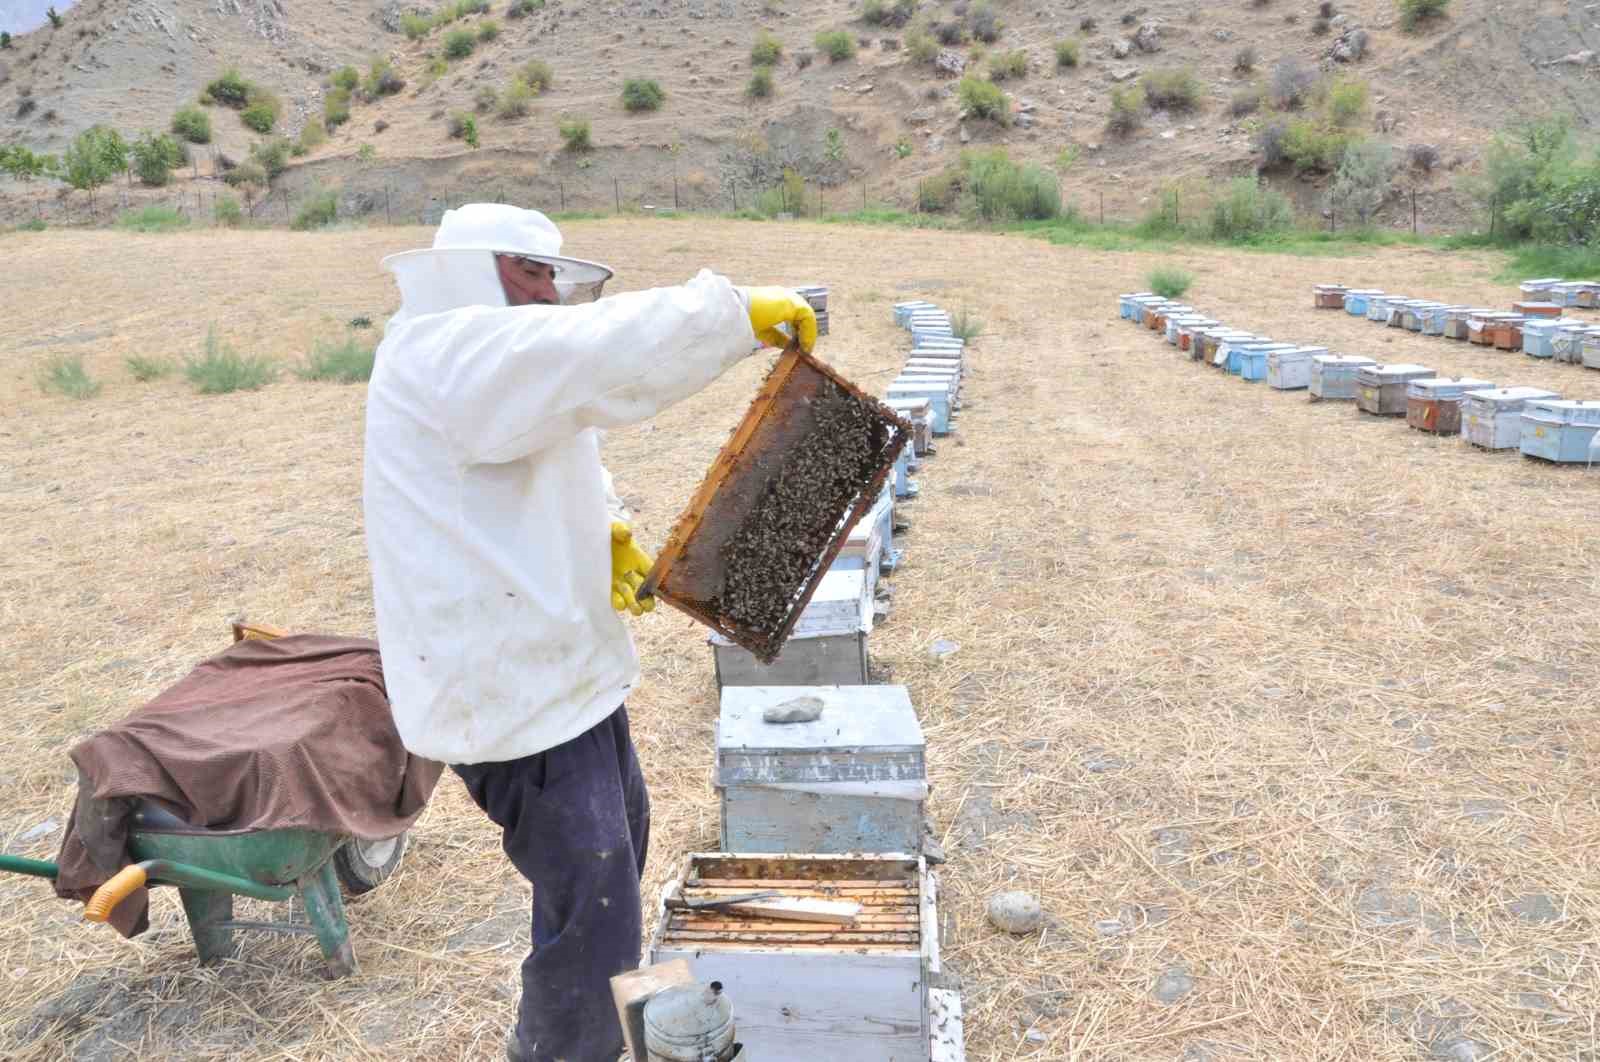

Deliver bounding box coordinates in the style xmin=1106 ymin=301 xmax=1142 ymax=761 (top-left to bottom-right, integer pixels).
xmin=363 ymin=203 xmax=817 ymax=1062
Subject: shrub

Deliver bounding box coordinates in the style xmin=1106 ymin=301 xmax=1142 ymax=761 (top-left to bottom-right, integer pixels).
xmin=507 ymin=0 xmax=543 ymax=17
xmin=1055 ymin=38 xmax=1080 ymax=68
xmin=171 ymin=105 xmax=211 ymax=143
xmin=522 ymin=59 xmax=553 ymax=92
xmin=46 ymin=5 xmax=62 ymax=27
xmin=1270 ymin=58 xmax=1314 ymax=109
xmin=241 ymin=101 xmax=276 ymax=132
xmin=475 ymin=86 xmax=499 ymax=113
xmin=401 ymin=13 xmax=431 ymax=39
xmin=951 ymin=307 xmax=983 ymax=340
xmin=214 ymin=193 xmax=243 ymax=226
xmin=324 ymin=87 xmax=352 ymax=128
xmin=60 ymin=125 xmax=126 ymax=193
xmin=37 ymin=353 xmax=100 ymax=399
xmin=357 ymin=142 xmax=377 ymax=163
xmin=1326 ymin=75 xmax=1368 ymax=126
xmin=444 ymin=28 xmax=476 ymax=59
xmin=331 ymin=65 xmax=359 ymax=92
xmin=363 ymin=57 xmax=405 ymax=98
xmin=1142 ymin=67 xmax=1201 ymax=111
xmin=125 ymin=354 xmax=174 ymax=381
xmin=499 ymin=76 xmax=534 ymax=117
xmin=988 ymin=49 xmax=1027 ymax=81
xmin=1208 ymin=176 xmax=1294 ymax=238
xmin=1312 ymin=16 xmax=1331 ymax=35
xmin=907 ymin=25 xmax=938 ymax=62
xmin=918 ymin=170 xmax=957 ymax=211
xmin=1107 ymin=84 xmax=1144 ymax=135
xmin=0 ymin=31 xmax=10 ymax=49
xmin=298 ymin=117 xmax=327 ymax=151
xmin=477 ymin=19 xmax=500 ymax=40
xmin=621 ymin=77 xmax=665 ymax=111
xmin=747 ymin=66 xmax=775 ymax=97
xmin=299 ymin=337 xmax=376 ymax=382
xmin=752 ymin=32 xmax=782 ymax=66
xmin=1233 ymin=46 xmax=1256 ymax=72
xmin=1255 ymin=119 xmax=1288 ymax=166
xmin=815 ymin=29 xmax=855 ymax=61
xmin=16 ymin=97 xmax=36 ymax=119
xmin=1320 ymin=1 xmax=1336 ymax=14
xmin=1283 ymin=118 xmax=1359 ymax=173
xmin=1230 ymin=83 xmax=1263 ymax=116
xmin=1147 ymin=266 xmax=1193 ymax=298
xmin=132 ymin=132 xmax=185 ymax=186
xmin=185 ymin=327 xmax=276 ymax=394
xmin=559 ymin=117 xmax=591 ymax=150
xmin=1407 ymin=142 xmax=1440 ymax=172
xmin=1079 ymin=15 xmax=1096 ymax=31
xmin=205 ymin=67 xmax=251 ymax=107
xmin=449 ymin=110 xmax=473 ymax=136
xmin=958 ymin=75 xmax=1008 ymax=123
xmin=222 ymin=159 xmax=267 ymax=187
xmin=895 ymin=136 xmax=913 ymax=158
xmin=1328 ymin=138 xmax=1393 ymax=223
xmin=251 ymin=136 xmax=292 ymax=177
xmin=959 ymin=149 xmax=1059 ymax=220
xmin=968 ymin=0 xmax=999 ymax=42
xmin=1398 ymin=0 xmax=1449 ymax=30
xmin=862 ymin=0 xmax=888 ymax=24
xmin=935 ymin=20 xmax=966 ymax=44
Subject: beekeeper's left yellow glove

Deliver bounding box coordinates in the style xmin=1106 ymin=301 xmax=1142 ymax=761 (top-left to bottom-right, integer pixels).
xmin=743 ymin=287 xmax=818 ymax=354
xmin=610 ymin=522 xmax=656 ymax=616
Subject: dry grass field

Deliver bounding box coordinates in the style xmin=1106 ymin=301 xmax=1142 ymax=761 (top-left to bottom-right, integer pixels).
xmin=3 ymin=218 xmax=1599 ymax=1060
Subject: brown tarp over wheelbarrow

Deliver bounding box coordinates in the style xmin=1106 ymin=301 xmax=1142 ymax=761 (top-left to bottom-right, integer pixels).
xmin=55 ymin=635 xmax=443 ymax=937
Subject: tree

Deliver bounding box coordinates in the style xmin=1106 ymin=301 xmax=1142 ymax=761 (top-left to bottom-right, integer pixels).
xmin=0 ymin=145 xmax=56 ymax=182
xmin=1 ymin=31 xmax=13 ymax=48
xmin=46 ymin=6 xmax=62 ymax=28
xmin=133 ymin=131 xmax=186 ymax=186
xmin=60 ymin=126 xmax=126 ymax=199
xmin=1328 ymin=139 xmax=1394 ymax=225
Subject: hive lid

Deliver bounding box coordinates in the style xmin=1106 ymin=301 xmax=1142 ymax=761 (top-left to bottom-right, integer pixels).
xmin=1407 ymin=377 xmax=1495 ymax=398
xmin=1462 ymin=387 xmax=1560 ymax=407
xmin=1313 ymin=354 xmax=1376 ymax=365
xmin=717 ymin=684 xmax=923 ymax=766
xmin=1361 ymin=363 xmax=1434 ymax=380
xmin=1524 ymin=400 xmax=1600 ymax=425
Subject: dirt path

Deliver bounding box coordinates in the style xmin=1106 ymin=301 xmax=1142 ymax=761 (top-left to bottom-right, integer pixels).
xmin=2 ymin=220 xmax=1598 ymax=1059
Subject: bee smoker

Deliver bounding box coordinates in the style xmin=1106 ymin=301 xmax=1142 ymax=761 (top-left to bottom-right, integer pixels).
xmin=641 ymin=980 xmax=744 ymax=1061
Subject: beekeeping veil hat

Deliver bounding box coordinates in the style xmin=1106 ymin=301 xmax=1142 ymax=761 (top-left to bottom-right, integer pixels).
xmin=381 ymin=203 xmax=615 ymax=316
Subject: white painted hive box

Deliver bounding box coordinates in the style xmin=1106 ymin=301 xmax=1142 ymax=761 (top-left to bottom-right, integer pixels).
xmin=711 ymin=570 xmax=872 ymax=688
xmin=716 ymin=684 xmax=926 ymax=854
xmin=1310 ymin=354 xmax=1377 ymax=399
xmin=649 ymin=853 xmax=936 ymax=1061
xmin=1461 ymin=387 xmax=1560 ymax=450
xmin=1520 ymin=400 xmax=1600 ymax=463
xmin=1267 ymin=346 xmax=1329 ymax=390
xmin=884 ymin=397 xmax=934 ymax=454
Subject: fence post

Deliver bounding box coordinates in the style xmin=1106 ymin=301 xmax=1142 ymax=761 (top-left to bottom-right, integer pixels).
xmin=1099 ymin=190 xmax=1104 ymax=226
xmin=673 ymin=174 xmax=679 ymax=210
xmin=731 ymin=180 xmax=737 ymax=212
xmin=862 ymin=180 xmax=867 ymax=212
xmin=559 ymin=181 xmax=565 ymax=211
xmin=613 ymin=177 xmax=620 ymax=212
xmin=1411 ymin=189 xmax=1418 ymax=235
xmin=385 ymin=184 xmax=392 ymax=224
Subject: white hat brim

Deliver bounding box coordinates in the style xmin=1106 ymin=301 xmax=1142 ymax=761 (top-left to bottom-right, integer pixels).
xmin=381 ymin=247 xmax=614 ymax=286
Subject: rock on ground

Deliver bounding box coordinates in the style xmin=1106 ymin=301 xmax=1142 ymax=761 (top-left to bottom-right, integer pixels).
xmin=987 ymin=891 xmax=1043 ymax=934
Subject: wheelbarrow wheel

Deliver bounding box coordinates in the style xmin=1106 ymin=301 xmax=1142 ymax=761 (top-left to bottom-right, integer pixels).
xmin=333 ymin=833 xmax=407 ymax=896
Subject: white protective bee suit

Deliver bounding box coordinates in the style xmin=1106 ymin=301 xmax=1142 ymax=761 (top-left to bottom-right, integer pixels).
xmin=364 ymin=206 xmax=757 ymax=764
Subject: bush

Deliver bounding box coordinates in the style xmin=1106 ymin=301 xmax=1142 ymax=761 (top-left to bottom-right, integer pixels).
xmin=1282 ymin=118 xmax=1359 ymax=173
xmin=401 ymin=12 xmax=431 ymax=38
xmin=475 ymin=85 xmax=499 ymax=113
xmin=959 ymin=149 xmax=1059 ymax=220
xmin=1230 ymin=83 xmax=1263 ymax=116
xmin=171 ymin=105 xmax=211 ymax=143
xmin=1328 ymin=139 xmax=1393 ymax=223
xmin=1320 ymin=0 xmax=1336 ymax=14
xmin=988 ymin=49 xmax=1027 ymax=81
xmin=1270 ymin=57 xmax=1314 ymax=109
xmin=958 ymin=75 xmax=1008 ymax=123
xmin=815 ymin=29 xmax=855 ymax=61
xmin=1255 ymin=119 xmax=1288 ymax=166
xmin=559 ymin=117 xmax=591 ymax=150
xmin=477 ymin=18 xmax=500 ymax=40
xmin=862 ymin=0 xmax=888 ymax=24
xmin=1407 ymin=142 xmax=1440 ymax=172
xmin=1398 ymin=0 xmax=1449 ymax=30
xmin=907 ymin=25 xmax=938 ymax=62
xmin=863 ymin=0 xmax=916 ymax=26
xmin=205 ymin=67 xmax=251 ymax=107
xmin=125 ymin=354 xmax=174 ymax=381
xmin=357 ymin=142 xmax=377 ymax=163
xmin=935 ymin=20 xmax=967 ymax=44
xmin=747 ymin=66 xmax=775 ymax=97
xmin=918 ymin=170 xmax=957 ymax=211
xmin=0 ymin=31 xmax=11 ymax=49
xmin=186 ymin=328 xmax=276 ymax=394
xmin=1312 ymin=16 xmax=1331 ymax=35
xmin=47 ymin=5 xmax=62 ymax=27
xmin=299 ymin=337 xmax=377 ymax=382
xmin=499 ymin=76 xmax=534 ymax=117
xmin=1107 ymin=84 xmax=1144 ymax=135
xmin=752 ymin=31 xmax=782 ymax=66
xmin=214 ymin=193 xmax=243 ymax=226
xmin=251 ymin=136 xmax=292 ymax=178
xmin=37 ymin=353 xmax=100 ymax=399
xmin=222 ymin=159 xmax=267 ymax=187
xmin=1326 ymin=75 xmax=1368 ymax=126
xmin=507 ymin=0 xmax=543 ymax=17
xmin=298 ymin=117 xmax=327 ymax=151
xmin=1233 ymin=46 xmax=1256 ymax=72
xmin=1055 ymin=38 xmax=1080 ymax=68
xmin=621 ymin=77 xmax=665 ymax=111
xmin=363 ymin=57 xmax=405 ymax=98
xmin=968 ymin=0 xmax=999 ymax=42
xmin=1208 ymin=176 xmax=1294 ymax=239
xmin=444 ymin=28 xmax=475 ymax=59
xmin=324 ymin=87 xmax=352 ymax=128
xmin=1147 ymin=266 xmax=1193 ymax=298
xmin=522 ymin=59 xmax=554 ymax=92
xmin=241 ymin=101 xmax=276 ymax=132
xmin=951 ymin=307 xmax=983 ymax=340
xmin=132 ymin=132 xmax=185 ymax=186
xmin=1141 ymin=67 xmax=1201 ymax=111
xmin=332 ymin=65 xmax=359 ymax=92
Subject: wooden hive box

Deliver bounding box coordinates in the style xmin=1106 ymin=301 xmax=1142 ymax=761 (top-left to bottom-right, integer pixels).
xmin=716 ymin=685 xmax=926 ymax=855
xmin=1462 ymin=387 xmax=1560 ymax=450
xmin=1202 ymin=331 xmax=1258 ymax=366
xmin=1519 ymin=278 xmax=1564 ymax=300
xmin=1314 ymin=284 xmax=1349 ymax=309
xmin=1239 ymin=344 xmax=1297 ymax=382
xmin=1344 ymin=289 xmax=1384 ymax=316
xmin=1492 ymin=316 xmax=1529 ymax=351
xmin=1520 ymin=400 xmax=1600 ymax=463
xmin=710 ymin=569 xmax=872 ymax=689
xmin=1129 ymin=295 xmax=1169 ymax=325
xmin=887 ymin=381 xmax=953 ymax=435
xmin=1357 ymin=364 xmax=1436 ymax=415
xmin=1444 ymin=308 xmax=1488 ymax=340
xmin=649 ymin=853 xmax=937 ymax=1061
xmin=1468 ymin=312 xmax=1515 ymax=345
xmin=1512 ymin=301 xmax=1563 ymax=319
xmin=1152 ymin=304 xmax=1194 ymax=332
xmin=884 ymin=398 xmax=934 ymax=455
xmin=1422 ymin=305 xmax=1467 ymax=336
xmin=1310 ymin=354 xmax=1377 ymax=400
xmin=1405 ymin=377 xmax=1495 ymax=435
xmin=1267 ymin=346 xmax=1329 ymax=390
xmin=1175 ymin=318 xmax=1219 ymax=352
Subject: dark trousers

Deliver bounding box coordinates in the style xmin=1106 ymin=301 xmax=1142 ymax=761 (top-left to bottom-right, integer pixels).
xmin=453 ymin=705 xmax=650 ymax=1062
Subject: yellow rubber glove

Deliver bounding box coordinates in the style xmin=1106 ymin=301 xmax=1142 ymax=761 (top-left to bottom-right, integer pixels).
xmin=610 ymin=521 xmax=656 ymax=616
xmin=744 ymin=287 xmax=819 ymax=354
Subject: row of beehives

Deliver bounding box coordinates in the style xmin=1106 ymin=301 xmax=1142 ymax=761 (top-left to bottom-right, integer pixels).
xmin=1120 ymin=292 xmax=1600 ymax=463
xmin=1313 ymin=282 xmax=1600 ymax=368
xmin=645 ymin=298 xmax=967 ymax=1060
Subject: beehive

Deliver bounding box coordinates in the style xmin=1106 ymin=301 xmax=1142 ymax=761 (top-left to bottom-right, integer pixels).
xmin=1461 ymin=387 xmax=1561 ymax=450
xmin=1369 ymin=294 xmax=1407 ymax=323
xmin=1166 ymin=313 xmax=1207 ymax=345
xmin=904 ymin=358 xmax=962 ymax=384
xmin=1267 ymin=346 xmax=1330 ymax=390
xmin=1314 ymin=284 xmax=1349 ymax=309
xmin=891 ymin=446 xmax=918 ymax=499
xmin=643 ymin=348 xmax=909 ymax=664
xmin=894 ymin=301 xmax=939 ymax=327
xmin=1519 ymin=278 xmax=1564 ymax=300
xmin=1550 ymin=326 xmax=1595 ymax=365
xmin=1311 ymin=354 xmax=1378 ymax=400
xmin=1358 ymin=364 xmax=1436 ymax=415
xmin=1468 ymin=312 xmax=1516 ymax=345
xmin=1583 ymin=331 xmax=1600 ymax=370
xmin=649 ymin=853 xmax=937 ymax=1061
xmin=716 ymin=685 xmax=926 ymax=855
xmin=710 ymin=568 xmax=872 ymax=688
xmin=834 ymin=487 xmax=893 ymax=596
xmin=1492 ymin=316 xmax=1528 ymax=351
xmin=1512 ymin=301 xmax=1563 ymax=319
xmin=1239 ymin=344 xmax=1297 ymax=382
xmin=1400 ymin=301 xmax=1443 ymax=332
xmin=1119 ymin=292 xmax=1156 ymax=320
xmin=1127 ymin=295 xmax=1168 ymax=324
xmin=884 ymin=398 xmax=934 ymax=455
xmin=1421 ymin=305 xmax=1465 ymax=337
xmin=1405 ymin=377 xmax=1495 ymax=435
xmin=898 ymin=367 xmax=959 ymax=406
xmin=887 ymin=380 xmax=953 ymax=435
xmin=796 ymin=286 xmax=830 ymax=337
xmin=1153 ymin=304 xmax=1194 ymax=332
xmin=1522 ymin=319 xmax=1583 ymax=359
xmin=1173 ymin=317 xmax=1218 ymax=351
xmin=1203 ymin=331 xmax=1260 ymax=366
xmin=1443 ymin=308 xmax=1488 ymax=341
xmin=1344 ymin=290 xmax=1384 ymax=316
xmin=1222 ymin=338 xmax=1276 ymax=375
xmin=1141 ymin=300 xmax=1178 ymax=330
xmin=1520 ymin=400 xmax=1600 ymax=463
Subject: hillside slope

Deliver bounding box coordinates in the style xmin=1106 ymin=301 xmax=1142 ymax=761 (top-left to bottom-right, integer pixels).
xmin=1 ymin=0 xmax=1597 ymax=226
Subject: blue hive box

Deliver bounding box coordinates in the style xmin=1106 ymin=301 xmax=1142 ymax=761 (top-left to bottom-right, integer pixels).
xmin=1520 ymin=400 xmax=1600 ymax=463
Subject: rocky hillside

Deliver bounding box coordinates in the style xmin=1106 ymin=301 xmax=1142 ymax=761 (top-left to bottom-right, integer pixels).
xmin=0 ymin=0 xmax=1597 ymax=227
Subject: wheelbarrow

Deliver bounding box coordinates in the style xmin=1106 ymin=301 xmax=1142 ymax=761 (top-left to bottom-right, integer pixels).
xmin=0 ymin=621 xmax=409 ymax=978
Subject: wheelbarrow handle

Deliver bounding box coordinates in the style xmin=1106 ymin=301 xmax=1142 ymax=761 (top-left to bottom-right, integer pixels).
xmin=84 ymin=859 xmax=296 ymax=924
xmin=84 ymin=865 xmax=147 ymax=923
xmin=0 ymin=853 xmax=58 ymax=880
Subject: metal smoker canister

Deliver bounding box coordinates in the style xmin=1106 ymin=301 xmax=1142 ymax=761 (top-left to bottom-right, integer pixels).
xmin=643 ymin=982 xmax=742 ymax=1061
